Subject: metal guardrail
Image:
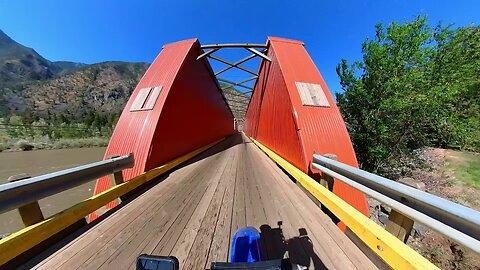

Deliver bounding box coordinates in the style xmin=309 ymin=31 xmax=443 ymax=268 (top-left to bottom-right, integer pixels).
xmin=312 ymin=153 xmax=480 ymax=254
xmin=0 ymin=154 xmax=134 ymax=215
xmin=0 ymin=141 xmax=220 ymax=268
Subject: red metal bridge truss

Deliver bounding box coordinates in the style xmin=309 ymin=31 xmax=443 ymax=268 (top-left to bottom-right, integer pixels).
xmin=90 ymin=37 xmax=369 ymax=225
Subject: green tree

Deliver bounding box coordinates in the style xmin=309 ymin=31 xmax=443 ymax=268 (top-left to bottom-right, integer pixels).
xmin=336 ymin=16 xmax=480 ymax=172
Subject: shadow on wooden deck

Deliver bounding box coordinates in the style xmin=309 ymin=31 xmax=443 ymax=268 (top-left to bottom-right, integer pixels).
xmin=175 ymin=132 xmax=244 ymax=170
xmin=259 ymin=222 xmax=327 ymax=270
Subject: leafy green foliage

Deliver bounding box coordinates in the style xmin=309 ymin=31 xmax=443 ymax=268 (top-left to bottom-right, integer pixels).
xmin=336 ymin=16 xmax=480 ymax=172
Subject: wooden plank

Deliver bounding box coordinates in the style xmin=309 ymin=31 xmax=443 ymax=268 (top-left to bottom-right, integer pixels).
xmin=48 ymin=158 xmax=204 ymax=268
xmin=129 ymin=87 xmax=151 ymax=111
xmin=0 ymin=173 xmax=148 ymax=266
xmin=228 ymin=143 xmax=246 ymax=262
xmin=31 ymin=140 xmax=222 ymax=269
xmin=264 ymin=158 xmax=378 ymax=270
xmin=243 ymin=149 xmax=269 ymax=230
xmin=24 ymin=134 xmax=424 ymax=270
xmin=345 ymin=228 xmax=392 ymax=270
xmin=86 ymin=144 xmax=230 ymax=269
xmin=244 ymin=147 xmax=288 ymax=262
xmin=56 ymin=162 xmax=204 ymax=269
xmin=206 ymin=145 xmax=238 ymax=265
xmin=111 ymin=170 xmax=131 ymax=202
xmin=320 ymin=154 xmax=337 ymax=191
xmin=17 ymin=202 xmax=45 ymax=227
xmin=182 ymin=149 xmax=234 ymax=270
xmin=152 ymin=155 xmax=229 ymax=258
xmin=250 ymin=137 xmax=439 ymax=270
xmin=98 ymin=162 xmax=213 ymax=270
xmin=252 ymin=140 xmax=389 ymax=269
xmin=245 ymin=143 xmax=336 ymax=269
xmin=295 ymin=82 xmax=315 ymax=106
xmin=122 ymin=148 xmax=234 ymax=268
xmin=34 ymin=161 xmax=195 ymax=269
xmin=0 ymin=138 xmax=224 ymax=267
xmin=245 ymin=141 xmax=304 ymax=262
xmin=250 ymin=142 xmax=359 ymax=269
xmin=294 ymin=82 xmax=330 ymax=107
xmin=169 ymin=148 xmax=233 ymax=267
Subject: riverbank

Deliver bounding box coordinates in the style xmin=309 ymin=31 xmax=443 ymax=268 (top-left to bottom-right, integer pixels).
xmin=0 ymin=137 xmax=110 ymax=152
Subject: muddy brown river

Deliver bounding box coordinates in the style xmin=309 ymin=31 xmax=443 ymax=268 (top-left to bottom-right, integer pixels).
xmin=0 ymin=147 xmax=106 ymax=236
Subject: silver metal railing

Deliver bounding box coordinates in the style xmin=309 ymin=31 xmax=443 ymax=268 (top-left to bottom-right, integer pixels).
xmin=312 ymin=153 xmax=480 ymax=254
xmin=0 ymin=154 xmax=134 ymax=215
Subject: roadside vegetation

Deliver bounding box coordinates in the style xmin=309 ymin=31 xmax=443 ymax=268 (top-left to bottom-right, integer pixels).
xmin=336 ymin=15 xmax=480 ymax=269
xmin=446 ymin=151 xmax=480 ymax=189
xmin=336 ymin=16 xmax=479 ymax=174
xmin=0 ymin=111 xmax=117 ymax=151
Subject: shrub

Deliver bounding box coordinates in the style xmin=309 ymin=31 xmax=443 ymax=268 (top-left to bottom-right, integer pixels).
xmin=15 ymin=139 xmax=34 ymax=151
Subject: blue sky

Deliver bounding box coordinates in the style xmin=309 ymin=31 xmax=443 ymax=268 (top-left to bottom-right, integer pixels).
xmin=0 ymin=0 xmax=479 ymax=95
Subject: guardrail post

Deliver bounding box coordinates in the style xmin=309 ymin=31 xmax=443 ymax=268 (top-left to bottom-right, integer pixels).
xmin=320 ymin=154 xmax=336 ymax=191
xmin=108 ymin=155 xmax=129 ymax=202
xmin=111 ymin=170 xmax=131 ymax=202
xmin=385 ymin=208 xmax=414 ymax=243
xmin=112 ymin=171 xmax=124 ymax=185
xmin=8 ymin=174 xmax=44 ymax=227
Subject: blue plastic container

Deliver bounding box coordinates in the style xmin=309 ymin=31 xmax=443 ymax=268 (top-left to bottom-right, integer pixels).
xmin=230 ymin=227 xmax=262 ymax=263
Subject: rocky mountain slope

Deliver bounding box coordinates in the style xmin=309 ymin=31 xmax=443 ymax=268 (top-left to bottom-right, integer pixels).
xmin=0 ymin=30 xmax=248 ymax=121
xmin=0 ymin=30 xmax=83 ymax=83
xmin=0 ymin=30 xmax=149 ymax=118
xmin=6 ymin=62 xmax=148 ymax=118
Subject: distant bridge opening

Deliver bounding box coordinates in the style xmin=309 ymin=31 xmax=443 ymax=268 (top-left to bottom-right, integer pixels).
xmin=197 ymin=43 xmax=271 ymax=126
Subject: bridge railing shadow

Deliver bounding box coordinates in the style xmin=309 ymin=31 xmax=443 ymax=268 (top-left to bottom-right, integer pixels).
xmin=259 ymin=222 xmax=327 ymax=270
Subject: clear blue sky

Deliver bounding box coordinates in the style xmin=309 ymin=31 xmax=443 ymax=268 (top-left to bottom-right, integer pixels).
xmin=0 ymin=0 xmax=479 ymax=95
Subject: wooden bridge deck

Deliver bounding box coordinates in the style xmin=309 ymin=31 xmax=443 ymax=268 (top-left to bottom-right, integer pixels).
xmin=26 ymin=133 xmax=377 ymax=270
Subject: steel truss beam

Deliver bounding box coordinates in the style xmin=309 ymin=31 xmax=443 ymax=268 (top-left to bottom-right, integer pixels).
xmin=200 ymin=43 xmax=267 ymax=49
xmin=218 ymin=78 xmax=253 ymax=90
xmin=246 ymin=48 xmax=271 ymax=62
xmin=196 ymin=48 xmax=219 ymax=60
xmin=209 ymin=55 xmax=258 ymax=76
xmin=215 ymin=54 xmax=257 ymax=75
xmin=198 ymin=42 xmax=271 ymax=115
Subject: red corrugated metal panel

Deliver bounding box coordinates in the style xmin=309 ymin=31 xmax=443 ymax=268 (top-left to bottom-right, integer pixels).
xmin=244 ymin=45 xmax=306 ymax=171
xmin=145 ymin=40 xmax=235 ymax=169
xmin=90 ymin=39 xmax=234 ymax=221
xmin=245 ymin=37 xmax=369 ymax=222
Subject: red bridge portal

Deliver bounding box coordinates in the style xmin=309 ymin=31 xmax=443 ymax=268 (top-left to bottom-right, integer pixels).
xmin=3 ymin=37 xmax=449 ymax=270
xmin=91 ymin=37 xmax=368 ymax=224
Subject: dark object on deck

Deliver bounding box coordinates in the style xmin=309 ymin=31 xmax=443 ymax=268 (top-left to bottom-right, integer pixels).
xmin=136 ymin=254 xmax=179 ymax=270
xmin=211 ymin=259 xmax=293 ymax=270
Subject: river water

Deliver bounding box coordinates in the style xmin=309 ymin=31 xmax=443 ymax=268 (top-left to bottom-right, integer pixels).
xmin=0 ymin=147 xmax=106 ymax=236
